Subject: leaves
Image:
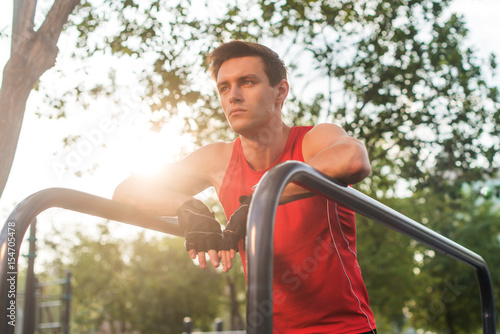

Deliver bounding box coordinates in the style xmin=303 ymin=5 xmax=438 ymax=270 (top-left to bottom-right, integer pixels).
xmin=43 ymin=225 xmax=227 ymax=333
xmin=22 ymin=2 xmax=500 ymax=330
xmin=60 ymin=0 xmax=499 ymax=195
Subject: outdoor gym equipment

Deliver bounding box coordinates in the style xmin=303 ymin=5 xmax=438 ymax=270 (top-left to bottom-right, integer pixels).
xmin=0 ymin=161 xmax=496 ymax=333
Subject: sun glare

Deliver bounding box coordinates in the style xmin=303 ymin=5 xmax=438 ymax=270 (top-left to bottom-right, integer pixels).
xmin=129 ymin=130 xmax=182 ymax=176
xmin=103 ymin=117 xmax=194 ymax=182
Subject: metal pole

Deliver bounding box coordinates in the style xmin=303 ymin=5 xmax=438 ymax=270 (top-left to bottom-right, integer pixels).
xmin=183 ymin=317 xmax=192 ymax=334
xmin=23 ymin=219 xmax=37 ymax=334
xmin=214 ymin=317 xmax=223 ymax=331
xmin=246 ymin=161 xmax=496 ymax=334
xmin=62 ymin=271 xmax=71 ymax=334
xmin=0 ymin=188 xmax=182 ymax=334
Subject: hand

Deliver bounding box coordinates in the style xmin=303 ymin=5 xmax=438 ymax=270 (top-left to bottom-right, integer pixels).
xmin=220 ymin=194 xmax=251 ymax=271
xmin=177 ymin=199 xmax=222 ymax=269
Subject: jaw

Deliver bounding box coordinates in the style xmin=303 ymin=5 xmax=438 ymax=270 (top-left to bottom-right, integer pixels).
xmin=230 ymin=113 xmax=284 ymax=143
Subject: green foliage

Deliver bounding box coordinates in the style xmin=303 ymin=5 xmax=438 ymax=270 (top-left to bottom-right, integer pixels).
xmin=357 ymin=190 xmax=500 ymax=333
xmin=356 ymin=206 xmax=417 ymax=332
xmin=43 ymin=224 xmax=228 ymax=333
xmin=400 ymin=189 xmax=500 ymax=333
xmin=31 ymin=0 xmax=500 ymax=331
xmin=38 ymin=0 xmax=498 ymax=195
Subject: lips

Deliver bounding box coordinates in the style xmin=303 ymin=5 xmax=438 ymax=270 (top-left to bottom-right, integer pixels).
xmin=228 ymin=106 xmax=246 ymax=117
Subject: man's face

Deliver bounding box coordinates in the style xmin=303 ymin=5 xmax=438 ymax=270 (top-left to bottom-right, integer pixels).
xmin=216 ymin=56 xmax=285 ymax=137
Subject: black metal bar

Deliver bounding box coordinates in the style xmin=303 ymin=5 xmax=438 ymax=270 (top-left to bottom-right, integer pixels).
xmin=62 ymin=271 xmax=71 ymax=334
xmin=23 ymin=219 xmax=37 ymax=334
xmin=246 ymin=161 xmax=496 ymax=334
xmin=0 ymin=187 xmax=182 ymax=334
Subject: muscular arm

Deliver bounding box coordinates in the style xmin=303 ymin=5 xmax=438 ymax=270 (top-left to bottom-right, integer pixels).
xmin=279 ymin=123 xmax=371 ymax=204
xmin=112 ymin=142 xmax=232 ymax=216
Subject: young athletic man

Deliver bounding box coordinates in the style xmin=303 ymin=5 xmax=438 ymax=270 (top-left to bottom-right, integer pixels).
xmin=113 ymin=41 xmax=377 ymax=333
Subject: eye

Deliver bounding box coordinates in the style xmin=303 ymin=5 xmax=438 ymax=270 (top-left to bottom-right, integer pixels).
xmin=242 ymin=80 xmax=254 ymax=87
xmin=218 ymin=85 xmax=229 ymax=93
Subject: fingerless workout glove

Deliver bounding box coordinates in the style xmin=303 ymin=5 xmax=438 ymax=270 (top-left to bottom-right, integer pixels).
xmin=221 ymin=194 xmax=252 ymax=251
xmin=177 ymin=199 xmax=222 ymax=252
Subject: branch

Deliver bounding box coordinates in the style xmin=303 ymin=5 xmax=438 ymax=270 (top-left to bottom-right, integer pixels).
xmin=38 ymin=0 xmax=81 ymax=41
xmin=0 ymin=0 xmax=80 ymax=198
xmin=11 ymin=0 xmax=37 ymax=52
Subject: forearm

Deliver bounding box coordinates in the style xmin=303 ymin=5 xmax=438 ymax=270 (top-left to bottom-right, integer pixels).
xmin=112 ymin=175 xmax=196 ymax=216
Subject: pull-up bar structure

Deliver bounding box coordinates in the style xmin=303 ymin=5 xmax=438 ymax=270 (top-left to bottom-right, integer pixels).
xmin=0 ymin=188 xmax=182 ymax=334
xmin=246 ymin=161 xmax=496 ymax=334
xmin=0 ymin=161 xmax=496 ymax=333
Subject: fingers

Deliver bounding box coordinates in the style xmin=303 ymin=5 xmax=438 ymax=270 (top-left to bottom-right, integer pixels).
xmin=189 ymin=249 xmax=197 ymax=260
xmin=197 ymin=251 xmax=207 ymax=269
xmin=219 ymin=249 xmax=237 ymax=272
xmin=220 ymin=250 xmax=231 ymax=272
xmin=207 ymin=249 xmax=220 ymax=268
xmin=190 ymin=249 xmax=220 ymax=269
xmin=189 ymin=248 xmax=237 ymax=271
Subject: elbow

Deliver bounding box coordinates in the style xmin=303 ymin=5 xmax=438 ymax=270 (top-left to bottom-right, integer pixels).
xmin=349 ymin=158 xmax=371 ymax=184
xmin=357 ymin=160 xmax=372 ymax=181
xmin=112 ymin=184 xmax=124 ymax=202
xmin=112 ymin=184 xmax=127 ymax=203
xmin=347 ymin=142 xmax=371 ymax=184
xmin=112 ymin=178 xmax=136 ymax=205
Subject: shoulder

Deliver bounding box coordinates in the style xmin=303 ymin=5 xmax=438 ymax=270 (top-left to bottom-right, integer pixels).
xmin=176 ymin=141 xmax=234 ymax=172
xmin=194 ymin=141 xmax=235 ymax=156
xmin=302 ymin=123 xmax=348 ymax=161
xmin=303 ymin=123 xmax=347 ymax=139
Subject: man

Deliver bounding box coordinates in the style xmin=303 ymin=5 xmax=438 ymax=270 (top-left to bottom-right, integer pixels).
xmin=113 ymin=40 xmax=376 ymax=333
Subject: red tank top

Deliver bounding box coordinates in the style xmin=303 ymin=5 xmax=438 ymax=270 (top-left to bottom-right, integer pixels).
xmin=219 ymin=126 xmax=376 ymax=333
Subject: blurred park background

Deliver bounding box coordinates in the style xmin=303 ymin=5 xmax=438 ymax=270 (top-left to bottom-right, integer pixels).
xmin=1 ymin=0 xmax=499 ymax=333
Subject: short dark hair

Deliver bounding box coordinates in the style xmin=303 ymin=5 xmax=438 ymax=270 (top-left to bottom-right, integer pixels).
xmin=208 ymin=40 xmax=287 ymax=86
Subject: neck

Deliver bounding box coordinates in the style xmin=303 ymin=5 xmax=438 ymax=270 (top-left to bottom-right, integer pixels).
xmin=240 ymin=122 xmax=291 ymax=171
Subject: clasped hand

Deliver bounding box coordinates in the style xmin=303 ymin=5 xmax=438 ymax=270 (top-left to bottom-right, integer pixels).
xmin=177 ymin=197 xmax=250 ymax=272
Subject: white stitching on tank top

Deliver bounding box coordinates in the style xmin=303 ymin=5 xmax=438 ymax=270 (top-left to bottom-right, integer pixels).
xmin=333 ymin=202 xmax=358 ymax=258
xmin=327 ymin=199 xmax=375 ymax=334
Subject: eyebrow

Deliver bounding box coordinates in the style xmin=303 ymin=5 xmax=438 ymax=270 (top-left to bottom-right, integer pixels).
xmin=217 ymin=74 xmax=260 ymax=90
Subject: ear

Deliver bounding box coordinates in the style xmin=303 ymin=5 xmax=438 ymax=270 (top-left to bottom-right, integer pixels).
xmin=275 ymin=79 xmax=289 ymax=105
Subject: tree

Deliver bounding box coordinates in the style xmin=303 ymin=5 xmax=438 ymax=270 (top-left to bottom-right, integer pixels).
xmin=398 ymin=189 xmax=500 ymax=333
xmin=252 ymin=0 xmax=500 ymax=195
xmin=35 ymin=0 xmax=499 ymax=197
xmin=0 ymin=0 xmax=80 ymax=198
xmin=357 ymin=187 xmax=500 ymax=333
xmin=2 ymin=0 xmax=498 ymax=197
xmin=356 ymin=200 xmax=418 ymax=332
xmin=3 ymin=0 xmax=499 ymax=330
xmin=43 ymin=223 xmax=226 ymax=333
xmin=52 ymin=5 xmax=500 ymax=329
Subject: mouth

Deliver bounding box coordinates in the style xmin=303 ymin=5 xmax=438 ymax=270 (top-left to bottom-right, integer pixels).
xmin=228 ymin=106 xmax=246 ymax=117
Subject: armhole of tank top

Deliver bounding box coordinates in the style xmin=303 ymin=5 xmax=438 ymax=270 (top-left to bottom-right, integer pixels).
xmin=296 ymin=126 xmax=313 ymax=162
xmin=219 ymin=138 xmax=241 ymax=204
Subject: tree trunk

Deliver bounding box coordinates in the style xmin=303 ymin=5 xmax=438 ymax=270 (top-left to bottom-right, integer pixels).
xmin=226 ymin=275 xmax=244 ymax=330
xmin=445 ymin=309 xmax=456 ymax=334
xmin=0 ymin=0 xmax=80 ymax=198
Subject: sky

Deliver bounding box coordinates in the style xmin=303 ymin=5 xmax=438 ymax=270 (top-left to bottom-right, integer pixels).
xmin=0 ymin=0 xmax=499 ymax=259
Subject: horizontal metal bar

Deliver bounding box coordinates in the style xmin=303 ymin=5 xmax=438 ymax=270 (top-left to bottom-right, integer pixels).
xmin=0 ymin=187 xmax=182 ymax=334
xmin=36 ymin=278 xmax=69 ymax=287
xmin=246 ymin=161 xmax=496 ymax=334
xmin=38 ymin=300 xmax=62 ymax=308
xmin=37 ymin=322 xmax=61 ymax=329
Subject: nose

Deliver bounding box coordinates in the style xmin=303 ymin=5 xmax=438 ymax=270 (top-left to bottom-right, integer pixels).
xmin=228 ymin=86 xmax=243 ymax=104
